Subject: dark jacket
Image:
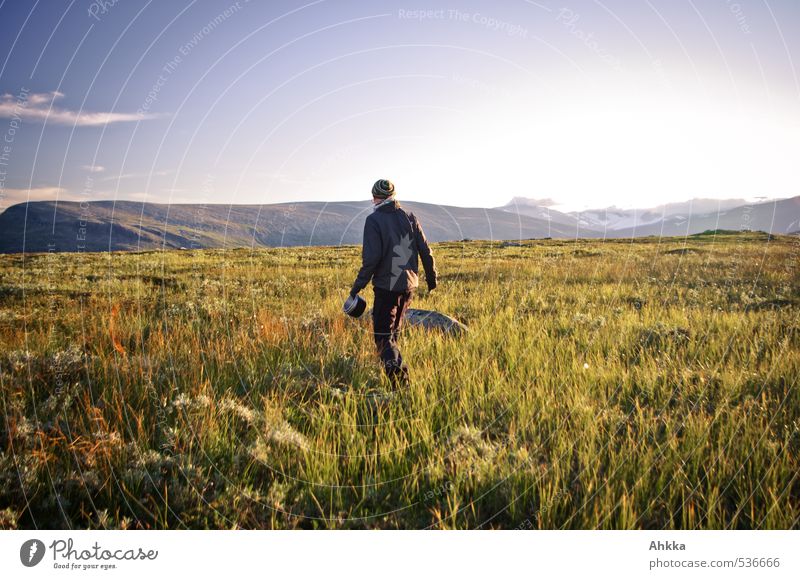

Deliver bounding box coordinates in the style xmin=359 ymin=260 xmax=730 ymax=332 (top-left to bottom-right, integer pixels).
xmin=350 ymin=200 xmax=437 ymax=295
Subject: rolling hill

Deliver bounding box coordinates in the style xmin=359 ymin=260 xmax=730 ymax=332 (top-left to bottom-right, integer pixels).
xmin=0 ymin=199 xmax=587 ymax=253
xmin=1 ymin=195 xmax=797 ymax=253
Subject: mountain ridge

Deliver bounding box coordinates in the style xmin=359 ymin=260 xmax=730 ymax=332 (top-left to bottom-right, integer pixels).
xmin=1 ymin=195 xmax=797 ymax=253
xmin=0 ymin=199 xmax=587 ymax=253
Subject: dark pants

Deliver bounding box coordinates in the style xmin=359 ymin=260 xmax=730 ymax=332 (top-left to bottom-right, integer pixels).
xmin=372 ymin=286 xmax=413 ymax=387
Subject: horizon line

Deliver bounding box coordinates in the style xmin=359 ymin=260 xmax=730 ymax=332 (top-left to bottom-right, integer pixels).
xmin=2 ymin=193 xmax=797 ymax=215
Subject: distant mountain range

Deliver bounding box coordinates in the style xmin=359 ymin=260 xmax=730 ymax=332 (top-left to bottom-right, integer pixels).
xmin=497 ymin=195 xmax=800 ymax=238
xmin=0 ymin=195 xmax=797 ymax=253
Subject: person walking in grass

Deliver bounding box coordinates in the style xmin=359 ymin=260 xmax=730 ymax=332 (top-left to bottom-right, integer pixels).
xmin=349 ymin=179 xmax=437 ymax=388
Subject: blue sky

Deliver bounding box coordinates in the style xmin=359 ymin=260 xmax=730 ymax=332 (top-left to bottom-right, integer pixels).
xmin=0 ymin=0 xmax=798 ymax=211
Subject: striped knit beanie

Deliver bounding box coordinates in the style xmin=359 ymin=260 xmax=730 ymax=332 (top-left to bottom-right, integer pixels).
xmin=372 ymin=179 xmax=395 ymax=199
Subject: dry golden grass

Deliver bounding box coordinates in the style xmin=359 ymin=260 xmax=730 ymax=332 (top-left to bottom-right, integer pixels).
xmin=0 ymin=231 xmax=798 ymax=529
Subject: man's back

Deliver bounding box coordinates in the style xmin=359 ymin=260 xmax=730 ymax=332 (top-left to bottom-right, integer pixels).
xmin=350 ymin=199 xmax=437 ymax=295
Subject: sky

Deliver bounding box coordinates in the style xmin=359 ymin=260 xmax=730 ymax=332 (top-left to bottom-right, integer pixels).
xmin=0 ymin=0 xmax=798 ymax=212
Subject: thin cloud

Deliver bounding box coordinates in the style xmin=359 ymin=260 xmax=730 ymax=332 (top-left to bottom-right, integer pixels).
xmin=1 ymin=187 xmax=68 ymax=207
xmin=82 ymin=165 xmax=106 ymax=173
xmin=0 ymin=91 xmax=160 ymax=126
xmin=507 ymin=196 xmax=560 ymax=207
xmin=0 ymin=187 xmax=182 ymax=209
xmin=99 ymin=169 xmax=171 ymax=182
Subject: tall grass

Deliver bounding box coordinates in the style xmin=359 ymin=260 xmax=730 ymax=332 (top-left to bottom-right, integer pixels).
xmin=0 ymin=231 xmax=798 ymax=528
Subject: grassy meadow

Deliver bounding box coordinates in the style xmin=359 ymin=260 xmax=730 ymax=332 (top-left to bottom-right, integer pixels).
xmin=0 ymin=230 xmax=798 ymax=529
